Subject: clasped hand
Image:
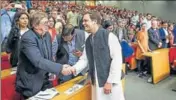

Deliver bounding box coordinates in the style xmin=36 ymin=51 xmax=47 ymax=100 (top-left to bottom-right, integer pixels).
xmin=61 ymin=64 xmax=76 ymax=76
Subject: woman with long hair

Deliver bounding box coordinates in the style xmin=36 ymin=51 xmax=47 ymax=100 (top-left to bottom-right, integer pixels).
xmin=48 ymin=16 xmax=57 ymax=41
xmin=6 ymin=11 xmax=29 ymax=67
xmin=168 ymin=23 xmax=176 ymax=47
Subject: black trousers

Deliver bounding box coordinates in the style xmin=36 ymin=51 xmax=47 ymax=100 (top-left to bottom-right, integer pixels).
xmin=143 ymin=57 xmax=152 ymax=74
xmin=136 ymin=59 xmax=145 ymax=73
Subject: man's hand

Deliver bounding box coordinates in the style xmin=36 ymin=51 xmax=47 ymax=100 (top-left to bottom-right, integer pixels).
xmin=8 ymin=53 xmax=11 ymax=60
xmin=103 ymin=82 xmax=112 ymax=94
xmin=61 ymin=64 xmax=72 ymax=75
xmin=148 ymin=49 xmax=152 ymax=52
xmin=61 ymin=65 xmax=76 ymax=75
xmin=73 ymin=50 xmax=82 ymax=57
xmin=69 ymin=67 xmax=76 ymax=75
xmin=158 ymin=42 xmax=162 ymax=48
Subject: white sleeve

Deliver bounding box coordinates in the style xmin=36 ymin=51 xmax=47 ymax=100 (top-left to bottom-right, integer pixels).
xmin=107 ymin=32 xmax=123 ymax=84
xmin=73 ymin=47 xmax=88 ymax=76
xmin=84 ymin=32 xmax=89 ymax=40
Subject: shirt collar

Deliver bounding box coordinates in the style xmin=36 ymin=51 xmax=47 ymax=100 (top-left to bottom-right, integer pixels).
xmin=32 ymin=29 xmax=47 ymax=39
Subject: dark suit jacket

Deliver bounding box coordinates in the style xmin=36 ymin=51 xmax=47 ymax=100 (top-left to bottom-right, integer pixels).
xmin=148 ymin=28 xmax=161 ymax=50
xmin=173 ymin=25 xmax=176 ymax=44
xmin=159 ymin=28 xmax=168 ymax=48
xmin=56 ymin=29 xmax=87 ymax=75
xmin=56 ymin=29 xmax=85 ymax=64
xmin=16 ymin=29 xmax=63 ymax=97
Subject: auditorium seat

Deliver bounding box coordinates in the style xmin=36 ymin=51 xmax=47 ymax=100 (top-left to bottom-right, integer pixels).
xmin=1 ymin=54 xmax=11 ymax=70
xmin=125 ymin=43 xmax=137 ymax=70
xmin=169 ymin=47 xmax=176 ymax=64
xmin=174 ymin=60 xmax=176 ymax=66
xmin=1 ymin=74 xmax=24 ymax=100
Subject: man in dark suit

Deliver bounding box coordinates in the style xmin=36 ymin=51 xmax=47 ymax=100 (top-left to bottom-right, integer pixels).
xmin=15 ymin=11 xmax=71 ymax=99
xmin=159 ymin=21 xmax=169 ymax=48
xmin=55 ymin=24 xmax=88 ymax=83
xmin=148 ymin=19 xmax=162 ymax=51
xmin=147 ymin=19 xmax=162 ymax=83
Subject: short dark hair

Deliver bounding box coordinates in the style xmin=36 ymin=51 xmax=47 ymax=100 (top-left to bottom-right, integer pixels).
xmin=168 ymin=23 xmax=173 ymax=28
xmin=83 ymin=11 xmax=102 ymax=25
xmin=161 ymin=21 xmax=167 ymax=25
xmin=27 ymin=8 xmax=36 ymax=13
xmin=103 ymin=20 xmax=113 ymax=29
xmin=147 ymin=13 xmax=151 ymax=16
xmin=62 ymin=24 xmax=75 ymax=36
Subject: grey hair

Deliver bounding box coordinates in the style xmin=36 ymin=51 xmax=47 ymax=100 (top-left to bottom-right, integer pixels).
xmin=30 ymin=11 xmax=48 ymax=28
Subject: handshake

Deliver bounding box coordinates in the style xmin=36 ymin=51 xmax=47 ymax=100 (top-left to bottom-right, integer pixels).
xmin=61 ymin=64 xmax=76 ymax=76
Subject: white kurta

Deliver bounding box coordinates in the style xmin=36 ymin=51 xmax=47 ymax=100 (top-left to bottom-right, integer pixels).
xmin=73 ymin=32 xmax=125 ymax=100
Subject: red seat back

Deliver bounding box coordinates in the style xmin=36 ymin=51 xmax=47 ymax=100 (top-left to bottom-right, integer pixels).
xmin=169 ymin=48 xmax=176 ymax=63
xmin=1 ymin=55 xmax=11 ymax=70
xmin=1 ymin=74 xmax=23 ymax=100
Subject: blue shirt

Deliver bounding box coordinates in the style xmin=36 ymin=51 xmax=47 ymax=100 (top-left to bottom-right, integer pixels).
xmin=68 ymin=36 xmax=78 ymax=65
xmin=1 ymin=9 xmax=15 ymax=44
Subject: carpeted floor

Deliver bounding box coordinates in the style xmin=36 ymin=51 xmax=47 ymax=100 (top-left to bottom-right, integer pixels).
xmin=124 ymin=72 xmax=176 ymax=100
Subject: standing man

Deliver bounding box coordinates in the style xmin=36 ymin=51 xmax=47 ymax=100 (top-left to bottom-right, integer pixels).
xmin=159 ymin=21 xmax=169 ymax=48
xmin=66 ymin=6 xmax=79 ymax=27
xmin=147 ymin=19 xmax=162 ymax=82
xmin=55 ymin=24 xmax=89 ymax=83
xmin=148 ymin=19 xmax=162 ymax=51
xmin=15 ymin=11 xmax=71 ymax=99
xmin=68 ymin=11 xmax=125 ymax=100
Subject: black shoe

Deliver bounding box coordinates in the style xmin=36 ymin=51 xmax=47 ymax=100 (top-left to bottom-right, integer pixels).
xmin=138 ymin=73 xmax=143 ymax=78
xmin=142 ymin=72 xmax=147 ymax=77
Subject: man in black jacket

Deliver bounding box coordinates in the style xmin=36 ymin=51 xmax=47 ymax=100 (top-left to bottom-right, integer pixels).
xmin=15 ymin=11 xmax=72 ymax=99
xmin=56 ymin=24 xmax=88 ymax=83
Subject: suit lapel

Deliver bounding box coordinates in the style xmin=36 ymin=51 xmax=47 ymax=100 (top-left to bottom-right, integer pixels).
xmin=63 ymin=43 xmax=69 ymax=53
xmin=117 ymin=27 xmax=120 ymax=39
xmin=75 ymin=34 xmax=79 ymax=51
xmin=45 ymin=37 xmax=51 ymax=60
xmin=37 ymin=38 xmax=45 ymax=57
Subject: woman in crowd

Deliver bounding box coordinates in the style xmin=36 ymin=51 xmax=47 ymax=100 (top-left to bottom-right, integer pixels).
xmin=6 ymin=11 xmax=29 ymax=67
xmin=168 ymin=23 xmax=176 ymax=47
xmin=48 ymin=16 xmax=57 ymax=41
xmin=135 ymin=23 xmax=150 ymax=77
